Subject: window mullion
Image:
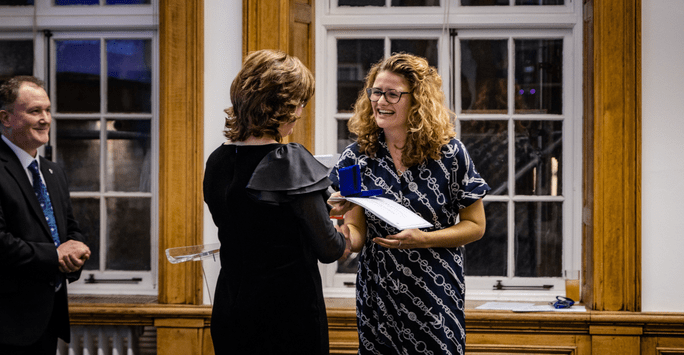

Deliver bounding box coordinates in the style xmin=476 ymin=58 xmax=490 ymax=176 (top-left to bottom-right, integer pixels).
xmin=100 ymin=37 xmax=108 ymax=272
xmin=507 ymin=36 xmax=516 ymax=279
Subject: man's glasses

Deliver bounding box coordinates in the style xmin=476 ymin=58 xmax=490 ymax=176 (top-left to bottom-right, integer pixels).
xmin=550 ymin=296 xmax=575 ymax=309
xmin=366 ymin=88 xmax=410 ymax=104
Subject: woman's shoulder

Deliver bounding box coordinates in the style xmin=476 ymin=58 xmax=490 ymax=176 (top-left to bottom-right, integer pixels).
xmin=440 ymin=137 xmax=468 ymax=156
xmin=245 ymin=143 xmax=331 ymax=203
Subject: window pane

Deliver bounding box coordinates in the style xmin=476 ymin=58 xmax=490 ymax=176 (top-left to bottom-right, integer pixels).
xmin=56 ymin=40 xmax=101 ymax=113
xmin=464 ymin=201 xmax=507 ymax=276
xmin=54 ymin=0 xmax=98 ymax=5
xmin=106 ymin=119 xmax=151 ymax=192
xmin=461 ymin=0 xmax=508 ymax=6
xmin=461 ymin=39 xmax=508 ymax=114
xmin=72 ymin=198 xmax=100 ymax=270
xmin=514 ymin=201 xmax=562 ymax=277
xmin=516 ymin=0 xmax=563 ymax=5
xmin=338 ymin=253 xmax=359 ymax=274
xmin=514 ymin=120 xmax=562 ymax=196
xmin=0 ymin=40 xmax=33 ymax=84
xmin=391 ymin=0 xmax=439 ymax=6
xmin=338 ymin=0 xmax=384 ymax=6
xmin=460 ymin=120 xmax=508 ymax=195
xmin=337 ymin=39 xmax=383 ymax=113
xmin=391 ymin=39 xmax=438 ymax=67
xmin=106 ymin=197 xmax=150 ymax=270
xmin=337 ymin=119 xmax=353 ymax=153
xmin=0 ymin=0 xmax=34 ymax=4
xmin=56 ymin=119 xmax=101 ymax=192
xmin=107 ymin=39 xmax=152 ymax=113
xmin=514 ymin=39 xmax=563 ymax=114
xmin=106 ymin=0 xmax=150 ymax=4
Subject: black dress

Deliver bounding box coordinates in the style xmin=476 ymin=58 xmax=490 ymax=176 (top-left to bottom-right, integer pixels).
xmin=204 ymin=142 xmax=346 ymax=355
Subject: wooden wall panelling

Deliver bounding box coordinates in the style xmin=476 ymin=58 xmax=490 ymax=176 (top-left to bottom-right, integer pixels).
xmin=584 ymin=0 xmax=641 ymax=312
xmin=242 ymin=0 xmax=315 ymax=151
xmin=642 ymin=336 xmax=684 ymax=354
xmin=155 ymin=318 xmax=206 ymax=355
xmin=590 ymin=325 xmax=641 ymax=355
xmin=159 ymin=0 xmax=205 ymax=305
xmin=327 ymin=308 xmax=360 ymax=354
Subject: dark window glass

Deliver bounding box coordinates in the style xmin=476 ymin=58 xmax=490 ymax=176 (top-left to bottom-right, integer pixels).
xmin=464 ymin=201 xmax=508 ymax=276
xmin=337 ymin=119 xmax=354 ymax=153
xmin=391 ymin=39 xmax=438 ymax=67
xmin=106 ymin=0 xmax=150 ymax=4
xmin=56 ymin=40 xmax=101 ymax=113
xmin=56 ymin=119 xmax=101 ymax=192
xmin=461 ymin=39 xmax=508 ymax=113
xmin=337 ymin=39 xmax=384 ymax=113
xmin=460 ymin=120 xmax=508 ymax=195
xmin=514 ymin=39 xmax=563 ymax=114
xmin=71 ymin=198 xmax=100 ymax=270
xmin=392 ymin=0 xmax=439 ymax=5
xmin=106 ymin=197 xmax=151 ymax=270
xmin=54 ymin=0 xmax=98 ymax=4
xmin=514 ymin=201 xmax=562 ymax=277
xmin=106 ymin=39 xmax=152 ymax=113
xmin=514 ymin=120 xmax=562 ymax=196
xmin=0 ymin=0 xmax=34 ymax=4
xmin=461 ymin=0 xmax=508 ymax=5
xmin=106 ymin=119 xmax=151 ymax=192
xmin=516 ymin=0 xmax=563 ymax=5
xmin=0 ymin=40 xmax=33 ymax=85
xmin=338 ymin=0 xmax=384 ymax=6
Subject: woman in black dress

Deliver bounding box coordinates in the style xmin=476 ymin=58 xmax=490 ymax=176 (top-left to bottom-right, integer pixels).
xmin=203 ymin=49 xmax=348 ymax=355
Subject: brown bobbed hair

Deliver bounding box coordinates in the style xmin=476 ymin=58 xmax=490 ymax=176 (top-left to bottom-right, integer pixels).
xmin=224 ymin=49 xmax=315 ymax=143
xmin=348 ymin=53 xmax=455 ymax=168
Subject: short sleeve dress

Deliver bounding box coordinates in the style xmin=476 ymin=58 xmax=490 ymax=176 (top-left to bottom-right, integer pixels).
xmin=329 ymin=133 xmax=490 ymax=355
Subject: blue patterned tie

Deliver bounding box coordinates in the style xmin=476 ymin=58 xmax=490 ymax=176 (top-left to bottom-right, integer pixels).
xmin=28 ymin=161 xmax=62 ymax=289
xmin=28 ymin=161 xmax=61 ymax=248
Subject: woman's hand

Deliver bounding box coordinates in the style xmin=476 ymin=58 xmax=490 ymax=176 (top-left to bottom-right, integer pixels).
xmin=335 ymin=223 xmax=353 ymax=261
xmin=373 ymin=199 xmax=487 ymax=250
xmin=373 ymin=228 xmax=425 ymax=249
xmin=328 ymin=191 xmax=355 ymax=218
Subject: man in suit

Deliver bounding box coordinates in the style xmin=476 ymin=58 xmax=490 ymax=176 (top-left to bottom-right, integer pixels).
xmin=0 ymin=76 xmax=91 ymax=355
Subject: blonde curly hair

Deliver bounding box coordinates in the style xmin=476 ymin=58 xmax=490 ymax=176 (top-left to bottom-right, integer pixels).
xmin=348 ymin=53 xmax=455 ymax=167
xmin=224 ymin=49 xmax=314 ymax=143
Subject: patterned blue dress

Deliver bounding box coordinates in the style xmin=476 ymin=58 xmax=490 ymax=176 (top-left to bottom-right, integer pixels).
xmin=329 ymin=134 xmax=490 ymax=355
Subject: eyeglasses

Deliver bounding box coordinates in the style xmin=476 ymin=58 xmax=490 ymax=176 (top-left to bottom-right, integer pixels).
xmin=550 ymin=296 xmax=575 ymax=309
xmin=365 ymin=88 xmax=410 ymax=104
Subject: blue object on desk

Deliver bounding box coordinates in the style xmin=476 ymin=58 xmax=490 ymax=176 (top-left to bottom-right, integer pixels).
xmin=551 ymin=296 xmax=575 ymax=309
xmin=339 ymin=165 xmax=382 ymax=197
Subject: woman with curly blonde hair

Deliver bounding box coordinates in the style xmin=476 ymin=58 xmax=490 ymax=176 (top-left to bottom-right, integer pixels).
xmin=329 ymin=53 xmax=490 ymax=355
xmin=205 ymin=49 xmax=346 ymax=355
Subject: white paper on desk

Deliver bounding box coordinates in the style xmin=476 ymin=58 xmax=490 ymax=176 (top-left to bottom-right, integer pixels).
xmin=512 ymin=304 xmax=587 ymax=313
xmin=476 ymin=301 xmax=587 ymax=312
xmin=476 ymin=302 xmax=536 ymax=311
xmin=346 ymin=196 xmax=433 ymax=230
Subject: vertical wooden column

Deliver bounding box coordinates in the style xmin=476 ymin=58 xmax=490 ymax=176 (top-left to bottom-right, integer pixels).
xmin=583 ymin=0 xmax=641 ymax=312
xmin=159 ymin=0 xmax=205 ymax=305
xmin=242 ymin=0 xmax=316 ymax=151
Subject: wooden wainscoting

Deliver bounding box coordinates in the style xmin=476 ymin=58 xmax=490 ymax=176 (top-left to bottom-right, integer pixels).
xmin=68 ymin=303 xmax=684 ymax=354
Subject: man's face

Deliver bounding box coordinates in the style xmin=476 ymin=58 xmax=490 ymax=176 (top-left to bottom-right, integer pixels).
xmin=0 ymin=83 xmax=52 ymax=157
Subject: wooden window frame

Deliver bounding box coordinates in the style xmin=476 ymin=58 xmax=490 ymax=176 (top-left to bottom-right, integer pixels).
xmin=155 ymin=0 xmax=641 ymax=312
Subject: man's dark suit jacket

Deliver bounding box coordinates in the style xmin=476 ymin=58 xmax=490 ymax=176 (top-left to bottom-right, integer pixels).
xmin=0 ymin=137 xmax=85 ymax=346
